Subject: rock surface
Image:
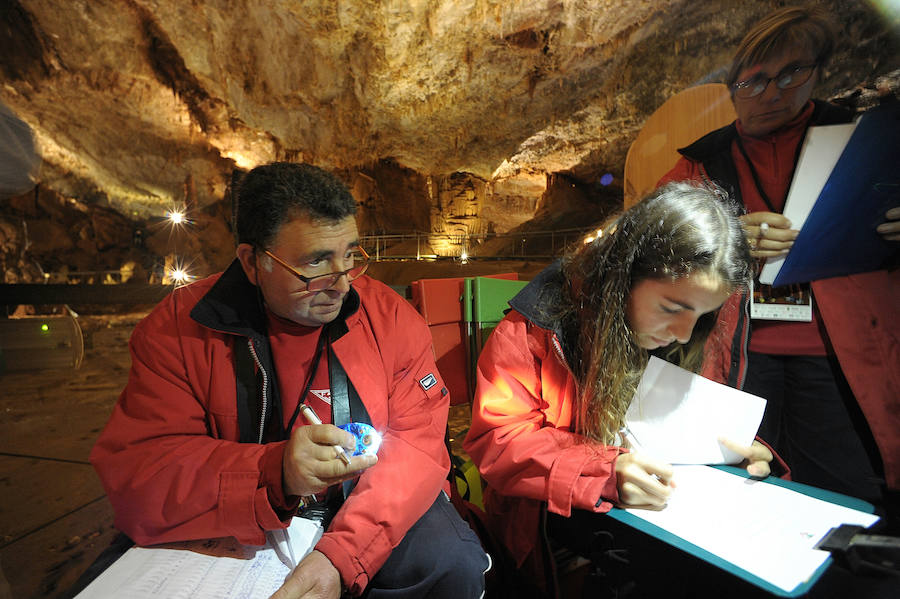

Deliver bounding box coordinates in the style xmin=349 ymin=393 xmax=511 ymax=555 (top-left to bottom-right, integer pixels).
xmin=0 ymin=0 xmax=898 ymax=277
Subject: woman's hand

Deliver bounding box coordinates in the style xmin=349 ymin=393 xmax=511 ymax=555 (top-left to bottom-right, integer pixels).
xmin=876 ymin=207 xmax=900 ymax=241
xmin=614 ymin=453 xmax=675 ymax=507
xmin=739 ymin=212 xmax=797 ymax=259
xmin=719 ymin=437 xmax=773 ymax=478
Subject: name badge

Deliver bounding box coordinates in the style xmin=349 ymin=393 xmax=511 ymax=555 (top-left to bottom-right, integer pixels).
xmin=749 ymin=279 xmax=813 ymax=322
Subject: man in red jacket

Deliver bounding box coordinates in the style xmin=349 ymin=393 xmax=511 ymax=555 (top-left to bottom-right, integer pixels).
xmin=90 ymin=162 xmax=489 ymax=598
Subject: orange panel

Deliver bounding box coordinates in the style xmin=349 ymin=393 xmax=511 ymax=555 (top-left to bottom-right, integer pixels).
xmin=411 ymin=273 xmax=518 ymax=325
xmin=428 ymin=322 xmax=470 ymax=406
xmin=411 ymin=273 xmax=518 ymax=405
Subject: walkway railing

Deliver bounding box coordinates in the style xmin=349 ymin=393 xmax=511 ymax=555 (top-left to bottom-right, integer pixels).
xmin=16 ymin=226 xmax=603 ymax=291
xmin=360 ymin=226 xmax=598 ymax=261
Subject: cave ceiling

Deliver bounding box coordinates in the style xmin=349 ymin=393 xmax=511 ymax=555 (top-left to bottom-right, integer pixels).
xmin=1 ymin=0 xmax=898 ymax=220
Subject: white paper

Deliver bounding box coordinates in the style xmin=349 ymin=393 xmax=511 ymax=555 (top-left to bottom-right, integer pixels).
xmin=75 ymin=518 xmax=323 ymax=599
xmin=624 ymin=465 xmax=880 ymax=594
xmin=267 ymin=516 xmax=325 ymax=569
xmin=759 ymin=121 xmax=859 ymax=285
xmin=624 ymin=356 xmax=766 ymax=464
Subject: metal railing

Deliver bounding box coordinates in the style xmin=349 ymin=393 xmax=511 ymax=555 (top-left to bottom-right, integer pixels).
xmin=360 ymin=226 xmax=598 ymax=261
xmin=18 ymin=226 xmax=602 ymax=289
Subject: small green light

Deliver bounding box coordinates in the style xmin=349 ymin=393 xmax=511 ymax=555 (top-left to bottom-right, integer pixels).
xmin=41 ymin=323 xmax=50 ymax=332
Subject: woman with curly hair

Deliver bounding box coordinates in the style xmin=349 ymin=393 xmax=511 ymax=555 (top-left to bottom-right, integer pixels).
xmin=464 ymin=181 xmax=774 ymax=597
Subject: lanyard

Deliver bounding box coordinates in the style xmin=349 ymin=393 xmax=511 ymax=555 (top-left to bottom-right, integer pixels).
xmin=733 ymin=130 xmax=807 ymax=214
xmin=283 ymin=332 xmax=327 ymax=438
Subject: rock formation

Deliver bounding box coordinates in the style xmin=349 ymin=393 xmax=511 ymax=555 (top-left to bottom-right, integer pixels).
xmin=1 ymin=0 xmax=897 ymax=281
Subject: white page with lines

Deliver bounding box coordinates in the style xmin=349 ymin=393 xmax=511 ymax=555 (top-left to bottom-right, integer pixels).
xmin=74 ymin=516 xmax=322 ymax=599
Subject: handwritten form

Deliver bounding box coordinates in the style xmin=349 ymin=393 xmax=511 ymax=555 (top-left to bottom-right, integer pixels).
xmin=624 ymin=356 xmax=767 ymax=464
xmin=624 ymin=466 xmax=880 ymax=594
xmin=75 ymin=517 xmax=323 ymax=599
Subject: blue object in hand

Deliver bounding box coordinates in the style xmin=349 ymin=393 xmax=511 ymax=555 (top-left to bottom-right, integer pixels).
xmin=338 ymin=423 xmax=382 ymax=457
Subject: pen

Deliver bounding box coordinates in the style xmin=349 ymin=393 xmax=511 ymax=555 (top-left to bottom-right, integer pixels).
xmin=299 ymin=404 xmax=352 ymax=466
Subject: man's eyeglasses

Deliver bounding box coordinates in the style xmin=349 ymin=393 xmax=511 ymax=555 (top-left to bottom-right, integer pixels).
xmin=263 ymin=246 xmax=370 ymax=291
xmin=732 ymin=64 xmax=817 ymax=99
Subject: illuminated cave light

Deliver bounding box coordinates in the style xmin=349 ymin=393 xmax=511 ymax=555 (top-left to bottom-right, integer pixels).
xmin=41 ymin=323 xmax=50 ymax=333
xmin=600 ymin=173 xmax=614 ymax=186
xmin=166 ymin=209 xmax=185 ymax=225
xmin=164 ymin=256 xmax=196 ymax=287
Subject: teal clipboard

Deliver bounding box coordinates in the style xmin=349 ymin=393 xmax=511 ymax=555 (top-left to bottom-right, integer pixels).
xmin=606 ymin=466 xmax=876 ymax=597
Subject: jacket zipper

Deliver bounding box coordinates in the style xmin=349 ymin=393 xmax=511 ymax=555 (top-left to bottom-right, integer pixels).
xmin=245 ymin=338 xmax=269 ymax=444
xmin=550 ymin=335 xmax=569 ymax=372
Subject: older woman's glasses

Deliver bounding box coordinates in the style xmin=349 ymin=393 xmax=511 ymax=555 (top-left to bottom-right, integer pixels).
xmin=263 ymin=246 xmax=370 ymax=291
xmin=732 ymin=64 xmax=817 ymax=99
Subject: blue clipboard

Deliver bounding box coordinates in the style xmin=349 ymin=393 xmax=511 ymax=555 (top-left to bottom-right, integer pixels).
xmin=606 ymin=466 xmax=876 ymax=597
xmin=773 ymin=101 xmax=900 ymax=287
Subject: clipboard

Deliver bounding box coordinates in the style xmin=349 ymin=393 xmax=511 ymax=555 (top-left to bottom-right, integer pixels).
xmin=606 ymin=465 xmax=878 ymax=597
xmin=762 ymin=101 xmax=900 ymax=287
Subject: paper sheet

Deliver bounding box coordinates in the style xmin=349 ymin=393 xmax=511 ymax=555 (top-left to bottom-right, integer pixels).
xmin=624 ymin=356 xmax=766 ymax=464
xmin=74 ymin=544 xmax=290 ymax=599
xmin=624 ymin=466 xmax=880 ymax=594
xmin=267 ymin=515 xmax=324 ymax=569
xmin=759 ymin=121 xmax=859 ymax=285
xmin=75 ymin=517 xmax=323 ymax=599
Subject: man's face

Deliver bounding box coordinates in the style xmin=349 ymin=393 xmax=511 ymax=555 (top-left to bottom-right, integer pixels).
xmin=732 ymin=49 xmax=818 ymax=137
xmin=240 ymin=215 xmax=360 ymax=328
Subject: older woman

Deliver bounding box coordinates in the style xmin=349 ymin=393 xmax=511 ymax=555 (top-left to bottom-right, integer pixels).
xmin=659 ymin=6 xmax=899 ymax=519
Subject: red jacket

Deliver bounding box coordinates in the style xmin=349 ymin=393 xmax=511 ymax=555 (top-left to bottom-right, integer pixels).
xmin=91 ymin=261 xmax=451 ymax=595
xmin=465 ymin=264 xmax=792 ymax=581
xmin=464 ymin=267 xmax=625 ymax=574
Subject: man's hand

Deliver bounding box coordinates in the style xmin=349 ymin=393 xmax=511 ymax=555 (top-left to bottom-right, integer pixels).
xmin=876 ymin=207 xmax=900 ymax=241
xmin=283 ymin=424 xmax=377 ymax=497
xmin=614 ymin=453 xmax=675 ymax=507
xmin=739 ymin=212 xmax=798 ymax=259
xmin=269 ymin=550 xmax=341 ymax=599
xmin=719 ymin=437 xmax=773 ymax=478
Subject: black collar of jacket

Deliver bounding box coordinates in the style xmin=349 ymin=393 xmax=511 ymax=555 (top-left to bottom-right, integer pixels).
xmin=676 ymin=99 xmax=854 ymax=163
xmin=189 ymin=258 xmax=361 ymax=342
xmin=672 ymin=100 xmax=853 ymax=206
xmin=508 ymin=260 xmax=573 ymax=355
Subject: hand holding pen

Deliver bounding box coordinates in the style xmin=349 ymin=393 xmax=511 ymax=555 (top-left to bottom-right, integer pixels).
xmin=281 ymin=405 xmax=377 ymax=498
xmin=299 ymin=404 xmax=351 ymax=466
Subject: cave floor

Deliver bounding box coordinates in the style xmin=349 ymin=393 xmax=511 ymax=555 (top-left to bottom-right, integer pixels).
xmin=0 ymin=313 xmax=142 ymax=599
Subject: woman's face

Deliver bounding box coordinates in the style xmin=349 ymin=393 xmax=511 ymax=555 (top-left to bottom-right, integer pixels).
xmin=731 ymin=47 xmax=818 ymax=137
xmin=626 ymin=271 xmax=733 ymax=350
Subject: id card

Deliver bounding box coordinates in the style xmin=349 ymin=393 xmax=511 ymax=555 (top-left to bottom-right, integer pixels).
xmin=750 ymin=279 xmax=813 ymax=322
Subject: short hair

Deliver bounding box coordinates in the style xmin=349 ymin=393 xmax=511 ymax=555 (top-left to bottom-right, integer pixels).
xmin=235 ymin=162 xmax=357 ymax=249
xmin=727 ymin=5 xmax=838 ymax=89
xmin=557 ymin=181 xmax=752 ymax=443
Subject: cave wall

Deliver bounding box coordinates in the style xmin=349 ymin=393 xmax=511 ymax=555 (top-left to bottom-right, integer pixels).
xmin=1 ymin=0 xmax=898 ymax=281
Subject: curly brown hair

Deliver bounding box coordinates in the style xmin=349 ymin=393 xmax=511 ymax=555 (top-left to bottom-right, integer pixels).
xmin=558 ymin=182 xmax=751 ymax=444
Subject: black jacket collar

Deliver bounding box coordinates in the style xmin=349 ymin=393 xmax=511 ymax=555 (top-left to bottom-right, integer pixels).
xmin=509 ymin=260 xmax=571 ymax=341
xmin=189 ymin=258 xmax=361 ymax=341
xmin=677 ymin=99 xmax=854 ymax=163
